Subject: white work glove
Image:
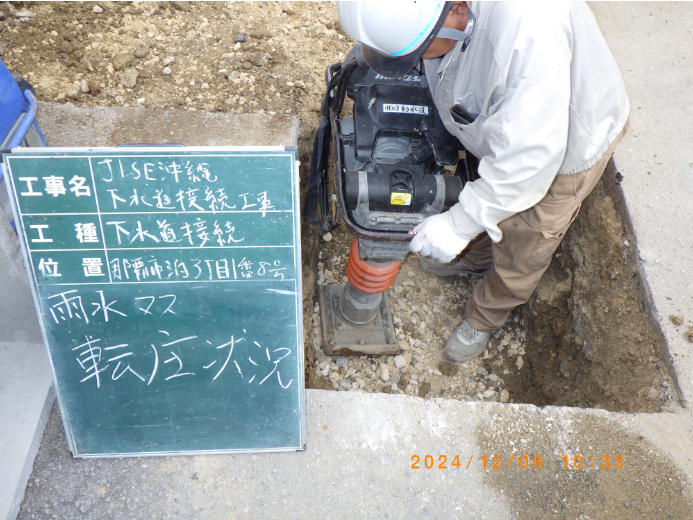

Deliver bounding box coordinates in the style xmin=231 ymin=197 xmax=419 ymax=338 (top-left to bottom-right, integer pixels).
xmin=408 ymin=211 xmax=470 ymax=263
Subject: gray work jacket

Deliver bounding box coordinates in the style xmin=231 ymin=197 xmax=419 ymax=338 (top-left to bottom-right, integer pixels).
xmin=424 ymin=1 xmax=630 ymax=243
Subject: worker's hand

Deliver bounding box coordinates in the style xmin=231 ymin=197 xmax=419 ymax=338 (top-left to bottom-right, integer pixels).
xmin=408 ymin=212 xmax=469 ymax=263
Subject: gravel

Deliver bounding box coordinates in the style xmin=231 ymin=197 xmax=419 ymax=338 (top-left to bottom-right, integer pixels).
xmin=310 ymin=243 xmax=529 ymax=402
xmin=119 ymin=67 xmax=138 ymax=88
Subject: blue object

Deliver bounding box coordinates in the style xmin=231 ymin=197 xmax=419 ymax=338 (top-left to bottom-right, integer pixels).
xmin=0 ymin=58 xmax=49 ymax=229
xmin=0 ymin=57 xmax=49 ymax=153
xmin=0 ymin=58 xmax=27 ymax=143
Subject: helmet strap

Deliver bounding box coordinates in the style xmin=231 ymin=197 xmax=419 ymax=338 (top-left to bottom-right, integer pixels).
xmin=435 ymin=4 xmax=476 ymax=50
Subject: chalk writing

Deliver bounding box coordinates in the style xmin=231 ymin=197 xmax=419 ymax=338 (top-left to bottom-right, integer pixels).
xmin=72 ymin=330 xmax=294 ymax=390
xmin=38 ymin=258 xmax=61 ymax=277
xmin=108 ymin=255 xmax=285 ymax=281
xmin=47 ymin=289 xmax=181 ymax=325
xmin=104 ymin=186 xmax=275 ymax=215
xmin=96 ymin=159 xmax=218 ymax=184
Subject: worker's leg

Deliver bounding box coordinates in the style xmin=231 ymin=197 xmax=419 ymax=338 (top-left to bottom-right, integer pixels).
xmin=458 ymin=232 xmax=493 ymax=270
xmin=465 ymin=123 xmax=630 ymax=332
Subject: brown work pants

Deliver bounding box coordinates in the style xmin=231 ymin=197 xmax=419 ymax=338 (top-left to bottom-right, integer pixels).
xmin=462 ymin=122 xmax=630 ymax=332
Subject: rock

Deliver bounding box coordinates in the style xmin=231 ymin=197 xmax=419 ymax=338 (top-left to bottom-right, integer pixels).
xmin=80 ymin=79 xmax=90 ymax=93
xmin=234 ymin=32 xmax=247 ymax=44
xmin=294 ymin=80 xmax=305 ymax=88
xmin=483 ymin=389 xmax=496 ymax=399
xmin=249 ymin=29 xmax=272 ymax=40
xmin=338 ymin=379 xmax=351 ymax=391
xmin=134 ymin=46 xmax=149 ymax=59
xmin=381 ymin=385 xmax=391 ymax=393
xmin=172 ymin=1 xmax=191 ymax=12
xmin=246 ymin=52 xmax=268 ymax=67
xmin=314 ymin=348 xmax=325 ymax=363
xmin=92 ymin=5 xmax=103 ymax=14
xmin=396 ymin=377 xmax=408 ymax=391
xmin=162 ymin=67 xmax=172 ymax=75
xmin=394 ymin=355 xmax=406 ymax=369
xmin=687 ymin=326 xmax=693 ymax=343
xmin=87 ymin=80 xmax=100 ymax=94
xmin=438 ymin=360 xmax=458 ymax=376
xmin=119 ymin=68 xmax=138 ymax=88
xmin=320 ymin=365 xmax=330 ymax=377
xmin=112 ymin=53 xmax=133 ymax=71
xmin=282 ymin=2 xmax=296 ymax=15
xmin=488 ymin=373 xmax=499 ymax=382
xmin=335 ymin=356 xmax=348 ymax=369
xmin=60 ymin=41 xmax=74 ymax=54
xmin=322 ymin=232 xmax=333 ymax=242
xmin=66 ymin=89 xmax=79 ymax=100
xmin=670 ymin=315 xmax=683 ymax=326
xmin=418 ymin=382 xmax=431 ymax=398
xmin=380 ymin=363 xmax=389 ymax=382
xmin=162 ymin=56 xmax=176 ymax=67
xmin=15 ymin=10 xmax=34 ymax=18
xmin=516 ymin=356 xmax=524 ymax=371
xmin=500 ymin=389 xmax=510 ymax=403
xmin=328 ymin=371 xmax=342 ymax=383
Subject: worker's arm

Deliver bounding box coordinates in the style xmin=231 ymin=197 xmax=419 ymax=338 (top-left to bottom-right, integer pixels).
xmin=412 ymin=21 xmax=573 ymax=260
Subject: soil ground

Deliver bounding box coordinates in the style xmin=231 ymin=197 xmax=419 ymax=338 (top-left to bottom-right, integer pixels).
xmin=0 ymin=1 xmax=679 ymax=412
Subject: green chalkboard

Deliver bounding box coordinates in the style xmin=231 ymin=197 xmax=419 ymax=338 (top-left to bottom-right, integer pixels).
xmin=3 ymin=147 xmax=305 ymax=457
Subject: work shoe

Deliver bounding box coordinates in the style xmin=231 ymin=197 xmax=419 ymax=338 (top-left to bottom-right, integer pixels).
xmin=444 ymin=320 xmax=492 ymax=363
xmin=419 ymin=256 xmax=489 ymax=277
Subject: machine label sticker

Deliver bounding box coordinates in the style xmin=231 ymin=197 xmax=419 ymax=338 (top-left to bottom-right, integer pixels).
xmin=390 ymin=192 xmax=412 ymax=206
xmin=382 ymin=104 xmax=429 ymax=115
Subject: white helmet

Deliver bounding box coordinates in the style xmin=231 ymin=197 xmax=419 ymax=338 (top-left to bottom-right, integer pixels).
xmin=337 ymin=1 xmax=474 ymax=77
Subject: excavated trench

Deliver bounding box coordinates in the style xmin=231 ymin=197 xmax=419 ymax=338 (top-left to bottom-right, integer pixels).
xmin=301 ymin=158 xmax=681 ymax=413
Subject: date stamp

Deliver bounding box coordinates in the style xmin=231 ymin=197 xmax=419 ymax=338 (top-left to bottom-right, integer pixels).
xmin=411 ymin=454 xmax=624 ymax=470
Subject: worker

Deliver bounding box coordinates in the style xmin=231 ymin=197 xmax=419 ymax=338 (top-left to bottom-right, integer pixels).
xmin=337 ymin=1 xmax=630 ymax=363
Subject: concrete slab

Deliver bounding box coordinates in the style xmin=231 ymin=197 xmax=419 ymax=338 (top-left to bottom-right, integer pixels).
xmin=0 ymin=240 xmax=42 ymax=344
xmin=0 ymin=342 xmax=53 ymax=520
xmin=17 ymin=392 xmax=693 ymax=519
xmin=36 ymin=102 xmax=300 ymax=148
xmin=0 ymin=164 xmax=51 ymax=520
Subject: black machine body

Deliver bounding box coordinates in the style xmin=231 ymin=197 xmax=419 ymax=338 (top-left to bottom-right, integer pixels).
xmin=305 ymin=45 xmax=478 ymax=261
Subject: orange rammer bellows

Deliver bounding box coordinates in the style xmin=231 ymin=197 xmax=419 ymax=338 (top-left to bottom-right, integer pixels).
xmin=345 ymin=239 xmax=401 ymax=294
